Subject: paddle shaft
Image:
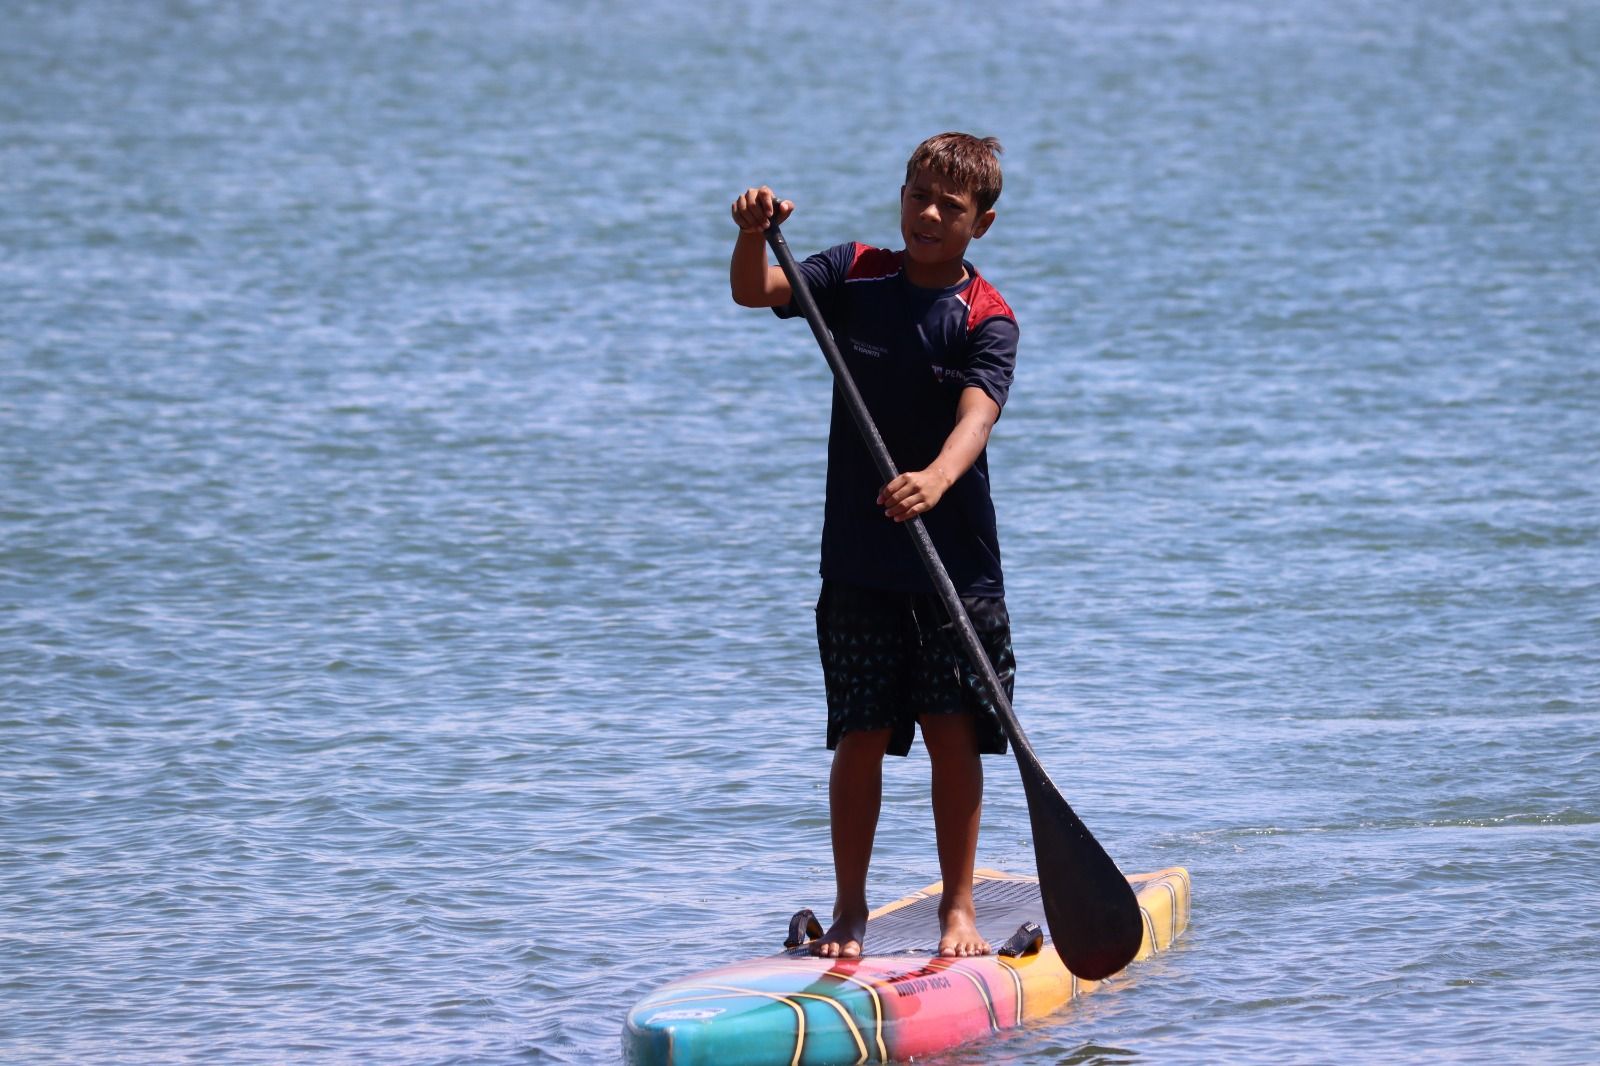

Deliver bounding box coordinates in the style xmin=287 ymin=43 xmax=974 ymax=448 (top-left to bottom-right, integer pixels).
xmin=764 ymin=221 xmax=1142 ymax=980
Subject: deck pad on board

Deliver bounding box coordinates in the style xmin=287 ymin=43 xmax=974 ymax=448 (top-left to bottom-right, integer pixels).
xmin=799 ymin=872 xmax=1049 ymax=957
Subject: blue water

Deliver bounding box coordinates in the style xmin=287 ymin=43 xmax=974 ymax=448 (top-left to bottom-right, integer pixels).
xmin=3 ymin=1 xmax=1598 ymax=1062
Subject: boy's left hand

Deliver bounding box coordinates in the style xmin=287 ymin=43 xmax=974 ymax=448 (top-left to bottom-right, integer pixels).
xmin=878 ymin=469 xmax=953 ymax=523
xmin=877 ymin=387 xmax=997 ymax=522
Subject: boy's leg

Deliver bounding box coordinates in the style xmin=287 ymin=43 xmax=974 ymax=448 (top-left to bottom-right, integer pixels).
xmin=910 ymin=591 xmax=1011 ymax=957
xmin=920 ymin=711 xmax=990 ymax=957
xmin=813 ymin=727 xmax=892 ymax=958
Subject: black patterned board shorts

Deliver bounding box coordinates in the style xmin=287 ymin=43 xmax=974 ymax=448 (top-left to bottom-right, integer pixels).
xmin=815 ymin=580 xmax=1014 ymax=758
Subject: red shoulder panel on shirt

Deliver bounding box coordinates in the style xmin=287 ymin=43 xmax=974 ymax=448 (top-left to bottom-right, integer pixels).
xmin=962 ymin=272 xmax=1015 ymax=330
xmin=847 ymin=244 xmax=904 ymax=281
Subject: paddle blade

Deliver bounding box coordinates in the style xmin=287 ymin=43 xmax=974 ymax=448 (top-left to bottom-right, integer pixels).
xmin=1021 ymin=762 xmax=1144 ymax=980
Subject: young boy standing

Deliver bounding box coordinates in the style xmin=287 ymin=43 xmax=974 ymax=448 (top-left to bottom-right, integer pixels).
xmin=729 ymin=133 xmax=1018 ymax=960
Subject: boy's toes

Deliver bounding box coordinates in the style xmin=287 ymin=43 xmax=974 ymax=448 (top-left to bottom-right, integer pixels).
xmin=937 ymin=907 xmax=991 ymax=957
xmin=809 ymin=913 xmax=866 ymax=959
xmin=810 ymin=936 xmax=862 ymax=959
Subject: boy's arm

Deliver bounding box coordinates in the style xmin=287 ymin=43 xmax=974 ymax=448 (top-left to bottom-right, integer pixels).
xmin=730 ymin=186 xmax=795 ymax=307
xmin=878 ymin=386 xmax=1001 ymax=523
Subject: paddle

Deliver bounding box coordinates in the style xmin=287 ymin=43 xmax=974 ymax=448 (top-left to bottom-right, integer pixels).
xmin=764 ymin=221 xmax=1143 ymax=980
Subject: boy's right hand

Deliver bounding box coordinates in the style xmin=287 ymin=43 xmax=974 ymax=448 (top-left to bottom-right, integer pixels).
xmin=731 ymin=186 xmax=794 ymax=234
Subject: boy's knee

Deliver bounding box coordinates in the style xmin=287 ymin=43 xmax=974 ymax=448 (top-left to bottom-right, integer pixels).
xmin=919 ymin=712 xmax=980 ymax=756
xmin=835 ymin=727 xmax=893 ymax=757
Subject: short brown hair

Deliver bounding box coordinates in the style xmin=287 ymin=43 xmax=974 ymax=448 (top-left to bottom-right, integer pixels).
xmin=905 ymin=132 xmax=1004 ymax=212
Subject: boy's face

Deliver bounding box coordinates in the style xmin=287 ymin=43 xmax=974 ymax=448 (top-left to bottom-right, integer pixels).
xmin=899 ymin=168 xmax=995 ymax=276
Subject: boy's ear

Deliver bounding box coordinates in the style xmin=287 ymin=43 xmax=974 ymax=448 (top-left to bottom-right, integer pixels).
xmin=973 ymin=208 xmax=996 ymax=239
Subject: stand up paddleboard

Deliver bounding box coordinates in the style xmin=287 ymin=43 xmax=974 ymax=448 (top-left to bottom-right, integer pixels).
xmin=623 ymin=867 xmax=1189 ymax=1065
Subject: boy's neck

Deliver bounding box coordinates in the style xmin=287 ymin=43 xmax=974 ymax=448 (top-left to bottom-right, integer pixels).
xmin=903 ymin=256 xmax=969 ymax=290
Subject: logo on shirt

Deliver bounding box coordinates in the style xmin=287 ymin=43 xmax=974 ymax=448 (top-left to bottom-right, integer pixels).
xmin=930 ymin=364 xmax=962 ymax=384
xmin=851 ymin=339 xmax=888 ymax=359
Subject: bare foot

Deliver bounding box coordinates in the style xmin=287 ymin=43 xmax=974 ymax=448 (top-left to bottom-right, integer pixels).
xmin=938 ymin=899 xmax=990 ymax=958
xmin=810 ymin=907 xmax=868 ymax=959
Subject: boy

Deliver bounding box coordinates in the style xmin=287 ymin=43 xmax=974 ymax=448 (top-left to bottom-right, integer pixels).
xmin=729 ymin=133 xmax=1017 ymax=960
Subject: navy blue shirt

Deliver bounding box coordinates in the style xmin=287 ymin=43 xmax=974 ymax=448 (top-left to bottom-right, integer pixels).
xmin=776 ymin=242 xmax=1019 ymax=596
